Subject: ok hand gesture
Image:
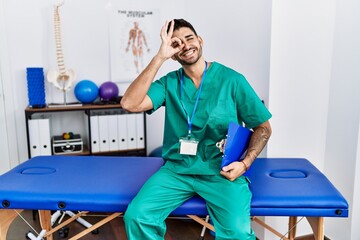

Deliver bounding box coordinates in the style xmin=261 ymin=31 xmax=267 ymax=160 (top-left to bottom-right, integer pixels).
xmin=157 ymin=20 xmax=184 ymax=60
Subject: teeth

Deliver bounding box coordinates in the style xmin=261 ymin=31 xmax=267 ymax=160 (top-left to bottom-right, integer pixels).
xmin=183 ymin=49 xmax=194 ymax=57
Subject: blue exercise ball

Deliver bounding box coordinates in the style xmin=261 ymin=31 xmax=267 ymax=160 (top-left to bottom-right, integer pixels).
xmin=74 ymin=80 xmax=99 ymax=104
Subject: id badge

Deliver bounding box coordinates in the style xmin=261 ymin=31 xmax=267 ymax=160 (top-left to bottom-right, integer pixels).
xmin=179 ymin=137 xmax=199 ymax=155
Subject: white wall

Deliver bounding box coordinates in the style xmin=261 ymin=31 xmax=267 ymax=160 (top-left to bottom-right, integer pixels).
xmin=324 ymin=0 xmax=360 ymax=237
xmin=0 ymin=0 xmax=19 ymax=174
xmin=268 ymin=0 xmax=359 ymax=239
xmin=350 ymin=120 xmax=360 ymax=240
xmin=268 ymin=0 xmax=336 ymax=166
xmin=0 ymin=72 xmax=10 ymax=175
xmin=0 ymin=0 xmax=11 ymax=174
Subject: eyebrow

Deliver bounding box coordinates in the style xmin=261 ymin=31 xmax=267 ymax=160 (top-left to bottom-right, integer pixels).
xmin=185 ymin=34 xmax=195 ymax=39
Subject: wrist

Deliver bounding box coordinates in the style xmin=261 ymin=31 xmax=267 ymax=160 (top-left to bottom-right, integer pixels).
xmin=153 ymin=54 xmax=168 ymax=64
xmin=240 ymin=160 xmax=248 ymax=171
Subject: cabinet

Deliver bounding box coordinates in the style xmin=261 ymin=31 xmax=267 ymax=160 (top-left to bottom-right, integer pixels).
xmin=25 ymin=104 xmax=146 ymax=158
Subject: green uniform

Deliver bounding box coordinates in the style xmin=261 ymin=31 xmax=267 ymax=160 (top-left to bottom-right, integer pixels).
xmin=124 ymin=62 xmax=272 ymax=239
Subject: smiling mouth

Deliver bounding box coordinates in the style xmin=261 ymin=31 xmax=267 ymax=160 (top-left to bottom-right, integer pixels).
xmin=181 ymin=49 xmax=196 ymax=58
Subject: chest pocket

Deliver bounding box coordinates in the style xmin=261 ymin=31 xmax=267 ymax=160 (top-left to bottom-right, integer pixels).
xmin=208 ymin=97 xmax=236 ymax=131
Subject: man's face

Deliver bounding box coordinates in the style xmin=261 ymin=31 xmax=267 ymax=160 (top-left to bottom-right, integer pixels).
xmin=171 ymin=27 xmax=203 ymax=66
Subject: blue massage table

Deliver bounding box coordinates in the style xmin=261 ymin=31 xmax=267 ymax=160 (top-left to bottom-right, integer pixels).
xmin=0 ymin=156 xmax=348 ymax=240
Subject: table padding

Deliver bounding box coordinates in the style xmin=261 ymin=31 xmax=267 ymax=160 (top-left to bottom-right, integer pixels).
xmin=0 ymin=156 xmax=348 ymax=218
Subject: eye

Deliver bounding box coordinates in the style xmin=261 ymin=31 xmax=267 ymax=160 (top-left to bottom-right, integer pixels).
xmin=185 ymin=36 xmax=195 ymax=41
xmin=172 ymin=42 xmax=180 ymax=48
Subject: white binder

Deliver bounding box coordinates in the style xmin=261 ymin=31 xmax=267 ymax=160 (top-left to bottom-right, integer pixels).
xmin=135 ymin=113 xmax=145 ymax=149
xmin=28 ymin=118 xmax=51 ymax=157
xmin=98 ymin=115 xmax=110 ymax=152
xmin=108 ymin=115 xmax=118 ymax=151
xmin=37 ymin=118 xmax=51 ymax=155
xmin=117 ymin=114 xmax=128 ymax=150
xmin=126 ymin=114 xmax=137 ymax=149
xmin=28 ymin=119 xmax=41 ymax=157
xmin=90 ymin=115 xmax=100 ymax=153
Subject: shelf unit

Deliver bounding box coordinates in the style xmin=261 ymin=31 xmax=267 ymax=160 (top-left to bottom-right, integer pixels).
xmin=25 ymin=104 xmax=146 ymax=158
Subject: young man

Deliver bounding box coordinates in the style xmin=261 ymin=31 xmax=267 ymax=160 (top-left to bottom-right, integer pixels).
xmin=121 ymin=19 xmax=272 ymax=240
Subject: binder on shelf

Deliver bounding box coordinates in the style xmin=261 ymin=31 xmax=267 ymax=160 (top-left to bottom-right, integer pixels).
xmin=28 ymin=118 xmax=51 ymax=157
xmin=136 ymin=113 xmax=145 ymax=149
xmin=38 ymin=118 xmax=51 ymax=156
xmin=90 ymin=115 xmax=100 ymax=153
xmin=117 ymin=114 xmax=128 ymax=150
xmin=28 ymin=119 xmax=41 ymax=157
xmin=126 ymin=114 xmax=137 ymax=149
xmin=98 ymin=115 xmax=110 ymax=152
xmin=108 ymin=115 xmax=118 ymax=151
xmin=25 ymin=105 xmax=146 ymax=157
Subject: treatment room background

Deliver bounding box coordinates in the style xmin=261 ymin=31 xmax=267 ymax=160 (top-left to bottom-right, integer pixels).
xmin=0 ymin=0 xmax=359 ymax=239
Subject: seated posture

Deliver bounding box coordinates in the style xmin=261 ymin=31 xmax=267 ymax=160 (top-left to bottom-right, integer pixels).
xmin=120 ymin=19 xmax=272 ymax=240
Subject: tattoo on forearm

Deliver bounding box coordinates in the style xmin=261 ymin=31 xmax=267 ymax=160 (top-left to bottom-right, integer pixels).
xmin=246 ymin=126 xmax=271 ymax=162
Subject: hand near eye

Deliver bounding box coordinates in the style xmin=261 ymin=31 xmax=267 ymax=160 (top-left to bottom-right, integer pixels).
xmin=157 ymin=20 xmax=184 ymax=60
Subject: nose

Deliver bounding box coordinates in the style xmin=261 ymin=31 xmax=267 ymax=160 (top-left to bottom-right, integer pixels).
xmin=183 ymin=41 xmax=190 ymax=50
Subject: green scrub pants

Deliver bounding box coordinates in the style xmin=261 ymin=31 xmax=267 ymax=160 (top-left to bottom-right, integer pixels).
xmin=124 ymin=166 xmax=255 ymax=240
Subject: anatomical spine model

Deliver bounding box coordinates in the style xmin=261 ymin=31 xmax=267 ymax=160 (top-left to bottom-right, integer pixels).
xmin=47 ymin=0 xmax=75 ymax=103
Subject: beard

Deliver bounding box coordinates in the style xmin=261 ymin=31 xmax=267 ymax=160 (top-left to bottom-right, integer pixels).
xmin=174 ymin=47 xmax=203 ymax=66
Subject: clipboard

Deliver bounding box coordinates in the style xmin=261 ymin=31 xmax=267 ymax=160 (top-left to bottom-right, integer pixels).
xmin=221 ymin=122 xmax=253 ymax=168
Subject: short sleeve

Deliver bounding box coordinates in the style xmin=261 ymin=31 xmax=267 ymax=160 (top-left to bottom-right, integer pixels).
xmin=235 ymin=75 xmax=272 ymax=129
xmin=146 ymin=77 xmax=166 ymax=114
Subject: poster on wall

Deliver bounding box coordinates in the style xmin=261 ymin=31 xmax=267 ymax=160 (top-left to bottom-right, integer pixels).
xmin=109 ymin=8 xmax=159 ymax=83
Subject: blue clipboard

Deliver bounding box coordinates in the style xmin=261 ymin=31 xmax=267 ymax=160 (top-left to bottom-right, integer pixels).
xmin=221 ymin=122 xmax=253 ymax=168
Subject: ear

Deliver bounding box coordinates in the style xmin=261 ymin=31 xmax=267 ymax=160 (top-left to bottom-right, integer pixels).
xmin=198 ymin=36 xmax=204 ymax=47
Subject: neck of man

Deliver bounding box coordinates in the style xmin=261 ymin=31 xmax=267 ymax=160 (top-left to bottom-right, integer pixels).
xmin=182 ymin=57 xmax=207 ymax=89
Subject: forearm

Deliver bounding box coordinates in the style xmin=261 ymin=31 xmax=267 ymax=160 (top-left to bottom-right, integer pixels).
xmin=219 ymin=121 xmax=271 ymax=181
xmin=120 ymin=55 xmax=166 ymax=112
xmin=121 ymin=20 xmax=183 ymax=112
xmin=242 ymin=121 xmax=272 ymax=168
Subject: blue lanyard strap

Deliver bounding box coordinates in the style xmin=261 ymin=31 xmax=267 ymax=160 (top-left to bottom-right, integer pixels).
xmin=180 ymin=61 xmax=208 ymax=137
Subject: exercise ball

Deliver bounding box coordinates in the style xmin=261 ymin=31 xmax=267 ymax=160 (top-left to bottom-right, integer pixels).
xmin=74 ymin=80 xmax=99 ymax=104
xmin=99 ymin=81 xmax=119 ymax=101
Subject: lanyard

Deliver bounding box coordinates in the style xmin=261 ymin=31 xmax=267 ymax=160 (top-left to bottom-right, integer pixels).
xmin=180 ymin=61 xmax=208 ymax=137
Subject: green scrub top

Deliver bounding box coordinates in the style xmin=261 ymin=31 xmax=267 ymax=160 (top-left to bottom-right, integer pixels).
xmin=147 ymin=62 xmax=272 ymax=175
